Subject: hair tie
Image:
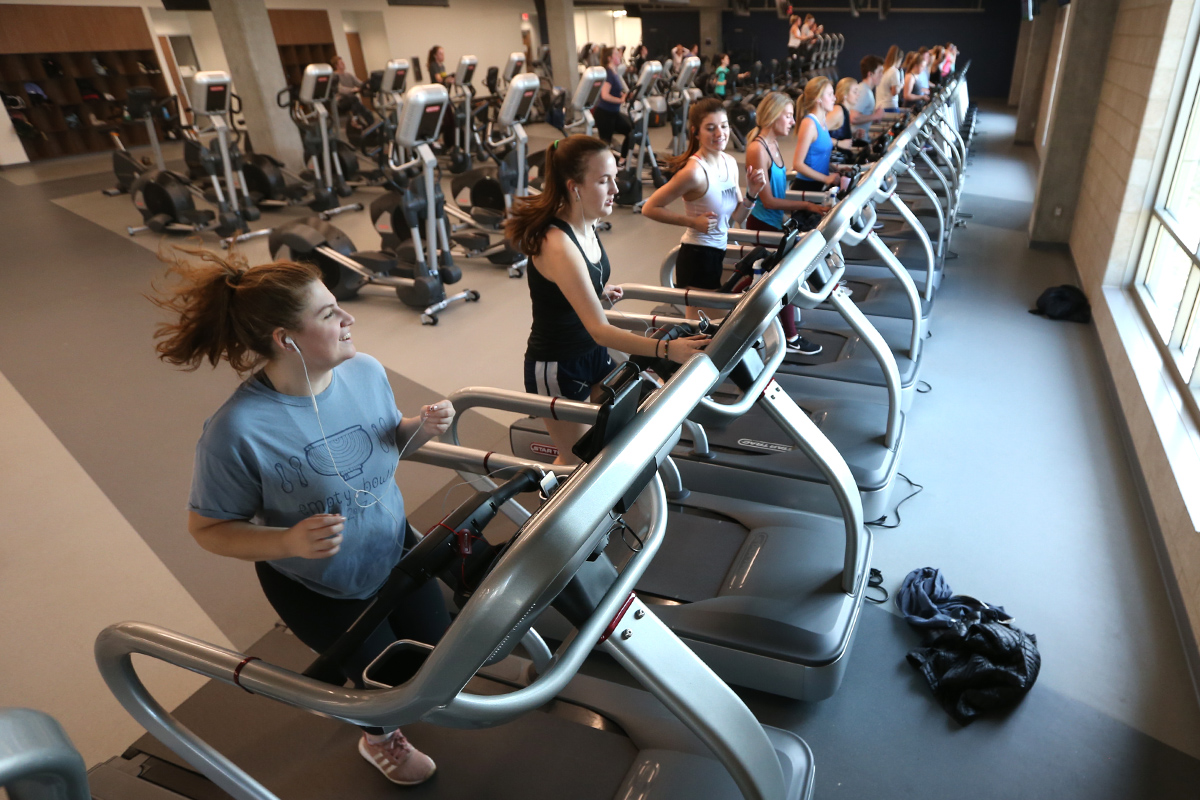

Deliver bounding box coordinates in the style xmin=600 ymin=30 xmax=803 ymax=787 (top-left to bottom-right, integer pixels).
xmin=552 ymin=139 xmax=561 ymax=150
xmin=226 ymin=270 xmax=243 ymax=288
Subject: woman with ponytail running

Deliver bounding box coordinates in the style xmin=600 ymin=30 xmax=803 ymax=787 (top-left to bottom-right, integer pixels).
xmin=507 ymin=136 xmax=710 ymax=466
xmin=745 ymin=91 xmax=829 ymax=356
xmin=150 ymin=249 xmax=455 ymax=787
xmin=641 ymin=97 xmax=767 ymax=320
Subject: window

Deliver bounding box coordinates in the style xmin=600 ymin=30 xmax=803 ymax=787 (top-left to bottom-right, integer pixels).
xmin=1136 ymin=39 xmax=1200 ymax=386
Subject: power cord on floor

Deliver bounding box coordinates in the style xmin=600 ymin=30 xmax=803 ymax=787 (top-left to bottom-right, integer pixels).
xmin=916 ymin=380 xmax=932 ymax=394
xmin=865 ymin=568 xmax=888 ymax=604
xmin=866 ymin=473 xmax=924 ymax=530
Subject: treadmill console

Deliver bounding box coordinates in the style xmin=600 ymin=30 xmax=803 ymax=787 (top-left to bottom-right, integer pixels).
xmin=299 ymin=63 xmax=334 ymax=105
xmin=632 ymin=60 xmax=662 ymax=101
xmin=676 ymin=56 xmax=700 ymax=92
xmin=454 ymin=55 xmax=477 ymax=86
xmin=383 ymin=58 xmax=410 ymax=94
xmin=502 ymin=52 xmax=526 ymax=82
xmin=193 ymin=71 xmax=231 ymax=116
xmin=498 ymin=73 xmax=540 ymax=128
xmin=574 ymin=66 xmax=606 ymax=111
xmin=396 ymin=83 xmax=449 ymax=148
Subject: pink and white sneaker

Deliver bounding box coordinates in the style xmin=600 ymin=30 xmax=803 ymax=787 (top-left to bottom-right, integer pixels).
xmin=358 ymin=729 xmax=436 ymax=786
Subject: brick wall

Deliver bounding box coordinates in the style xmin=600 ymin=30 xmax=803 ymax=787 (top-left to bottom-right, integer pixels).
xmin=1070 ymin=0 xmax=1195 ymax=292
xmin=1069 ymin=0 xmax=1200 ymax=698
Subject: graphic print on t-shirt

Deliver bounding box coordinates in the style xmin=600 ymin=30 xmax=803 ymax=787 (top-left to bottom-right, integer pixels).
xmin=304 ymin=424 xmax=374 ymax=479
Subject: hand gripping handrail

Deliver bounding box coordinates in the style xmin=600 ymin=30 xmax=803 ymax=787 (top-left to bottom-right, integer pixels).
xmin=96 ymin=354 xmax=726 ymax=800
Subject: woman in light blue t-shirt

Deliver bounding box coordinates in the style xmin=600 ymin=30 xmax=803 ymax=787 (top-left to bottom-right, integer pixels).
xmin=152 ymin=254 xmax=457 ymax=787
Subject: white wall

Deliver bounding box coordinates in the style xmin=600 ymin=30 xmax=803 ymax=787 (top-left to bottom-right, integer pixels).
xmin=343 ymin=10 xmax=391 ymax=76
xmin=573 ymin=9 xmax=642 ymax=57
xmin=378 ymin=0 xmax=536 ymax=85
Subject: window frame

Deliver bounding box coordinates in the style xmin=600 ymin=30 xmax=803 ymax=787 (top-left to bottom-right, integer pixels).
xmin=1133 ymin=16 xmax=1200 ymax=393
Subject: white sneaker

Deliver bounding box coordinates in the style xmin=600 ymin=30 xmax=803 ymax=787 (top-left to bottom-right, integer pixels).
xmin=358 ymin=730 xmax=436 ymax=786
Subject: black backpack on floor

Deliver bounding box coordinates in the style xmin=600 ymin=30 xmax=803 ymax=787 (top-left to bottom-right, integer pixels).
xmin=1030 ymin=285 xmax=1090 ymax=323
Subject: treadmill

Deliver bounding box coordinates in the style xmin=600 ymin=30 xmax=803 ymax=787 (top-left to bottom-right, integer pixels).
xmin=91 ymin=328 xmax=818 ymax=799
xmin=486 ymin=206 xmax=880 ymax=703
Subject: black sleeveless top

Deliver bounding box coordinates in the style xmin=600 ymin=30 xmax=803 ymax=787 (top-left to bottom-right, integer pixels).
xmin=829 ymin=103 xmax=852 ymax=141
xmin=525 ymin=218 xmax=611 ymax=362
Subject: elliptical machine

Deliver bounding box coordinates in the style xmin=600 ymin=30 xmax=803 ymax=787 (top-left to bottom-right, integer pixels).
xmin=183 ymin=72 xmax=259 ymax=230
xmin=667 ymin=55 xmax=702 ymax=157
xmin=290 ymin=63 xmax=354 ymax=209
xmin=416 ymin=70 xmax=541 ymax=277
xmin=555 ymin=65 xmax=607 ymax=138
xmin=121 ymin=77 xmax=242 ymax=238
xmin=615 ymin=60 xmax=666 ymax=210
xmin=106 ymin=85 xmax=169 ymax=195
xmin=444 ymin=55 xmax=480 ymax=174
xmin=270 ymin=83 xmax=479 ymax=326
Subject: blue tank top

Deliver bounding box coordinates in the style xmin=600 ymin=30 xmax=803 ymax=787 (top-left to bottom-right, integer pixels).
xmin=802 ymin=113 xmax=832 ymax=177
xmin=750 ymin=139 xmax=787 ymax=231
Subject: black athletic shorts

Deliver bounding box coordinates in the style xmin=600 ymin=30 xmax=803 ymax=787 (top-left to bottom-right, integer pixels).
xmin=524 ymin=345 xmax=617 ymax=402
xmin=675 ymin=243 xmax=725 ymax=290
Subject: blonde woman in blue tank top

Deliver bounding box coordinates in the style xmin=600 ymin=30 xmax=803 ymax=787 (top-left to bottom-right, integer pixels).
xmin=642 ymin=97 xmax=767 ymax=320
xmin=791 ymin=77 xmax=851 ymax=193
xmin=745 ymin=92 xmax=830 ymax=356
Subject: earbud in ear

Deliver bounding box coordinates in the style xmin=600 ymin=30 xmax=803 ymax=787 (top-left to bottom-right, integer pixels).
xmin=284 ymin=335 xmax=300 ymax=353
xmin=574 ymin=188 xmax=581 ymax=200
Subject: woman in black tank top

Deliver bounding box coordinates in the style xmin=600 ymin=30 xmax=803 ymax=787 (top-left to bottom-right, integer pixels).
xmin=507 ymin=136 xmax=711 ymax=465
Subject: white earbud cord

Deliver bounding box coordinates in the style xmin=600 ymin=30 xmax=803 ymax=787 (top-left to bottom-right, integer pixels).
xmin=296 ymin=350 xmax=426 ymax=532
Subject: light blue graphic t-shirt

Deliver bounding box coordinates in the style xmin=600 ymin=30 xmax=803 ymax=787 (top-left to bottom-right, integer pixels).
xmin=188 ymin=354 xmax=406 ymax=600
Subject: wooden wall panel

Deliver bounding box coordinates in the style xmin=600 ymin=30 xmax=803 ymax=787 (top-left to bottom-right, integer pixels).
xmin=0 ymin=5 xmax=152 ymax=54
xmin=267 ymin=9 xmax=334 ymax=47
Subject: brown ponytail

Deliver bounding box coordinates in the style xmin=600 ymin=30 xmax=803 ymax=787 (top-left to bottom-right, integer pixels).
xmin=506 ymin=135 xmax=611 ymax=257
xmin=663 ymin=97 xmax=727 ymax=174
xmin=148 ymin=246 xmax=320 ymax=375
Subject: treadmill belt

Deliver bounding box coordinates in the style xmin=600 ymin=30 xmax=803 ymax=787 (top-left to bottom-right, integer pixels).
xmin=129 ymin=629 xmax=638 ymax=800
xmin=619 ymin=508 xmax=748 ymax=603
xmin=784 ymin=328 xmax=846 ymax=366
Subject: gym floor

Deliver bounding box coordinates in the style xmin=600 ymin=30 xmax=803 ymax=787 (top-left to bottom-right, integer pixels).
xmin=2 ymin=102 xmax=1200 ymax=797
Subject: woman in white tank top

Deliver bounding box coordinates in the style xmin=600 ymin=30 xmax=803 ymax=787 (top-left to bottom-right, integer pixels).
xmin=642 ymin=98 xmax=766 ymax=320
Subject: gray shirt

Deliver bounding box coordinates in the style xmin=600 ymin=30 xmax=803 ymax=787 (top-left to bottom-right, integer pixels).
xmin=189 ymin=354 xmax=407 ymax=599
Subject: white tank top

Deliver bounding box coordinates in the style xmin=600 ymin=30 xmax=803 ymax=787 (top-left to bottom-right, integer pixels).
xmin=680 ymin=153 xmax=741 ymax=250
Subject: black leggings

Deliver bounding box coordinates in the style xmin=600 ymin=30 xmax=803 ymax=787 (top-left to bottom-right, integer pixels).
xmin=255 ymin=533 xmax=450 ymax=731
xmin=593 ymin=107 xmax=633 ymax=160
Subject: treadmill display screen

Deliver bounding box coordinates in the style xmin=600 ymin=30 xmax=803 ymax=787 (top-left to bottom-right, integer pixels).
xmin=462 ymin=64 xmax=475 ymax=84
xmin=417 ymin=103 xmax=443 ymax=141
xmin=584 ymin=81 xmax=602 ymax=108
xmin=391 ymin=68 xmax=408 ymax=92
xmin=516 ymin=89 xmax=535 ymax=120
xmin=205 ymin=83 xmax=228 ymax=114
xmin=312 ymin=74 xmax=331 ymax=102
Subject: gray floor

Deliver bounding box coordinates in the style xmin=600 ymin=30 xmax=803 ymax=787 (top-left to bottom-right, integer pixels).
xmin=3 ymin=103 xmax=1200 ymax=795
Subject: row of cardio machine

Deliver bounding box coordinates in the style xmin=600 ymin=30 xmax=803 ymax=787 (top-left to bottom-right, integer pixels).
xmin=108 ymin=69 xmax=363 ymax=239
xmin=90 ymin=65 xmax=973 ymax=800
xmin=265 ymin=55 xmax=609 ymax=325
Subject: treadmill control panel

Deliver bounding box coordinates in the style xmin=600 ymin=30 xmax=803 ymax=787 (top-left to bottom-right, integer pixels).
xmin=193 ymin=71 xmax=231 ymax=116
xmin=300 ymin=63 xmax=334 ymax=105
xmin=575 ymin=66 xmax=606 ymax=111
xmin=396 ymin=83 xmax=449 ymax=148
xmin=498 ymin=73 xmax=540 ymax=128
xmin=384 ymin=58 xmax=409 ymax=93
xmin=455 ymin=55 xmax=477 ymax=87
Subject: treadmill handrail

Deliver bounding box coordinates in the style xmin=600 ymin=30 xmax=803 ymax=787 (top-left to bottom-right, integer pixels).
xmin=443 ymin=387 xmax=600 ymax=447
xmin=426 ymin=475 xmax=667 ymax=727
xmin=691 ymin=319 xmax=786 ymax=425
xmin=95 ymin=354 xmax=724 ymax=766
xmin=616 ymin=283 xmax=740 ymax=310
xmin=0 ymin=708 xmax=90 ymax=800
